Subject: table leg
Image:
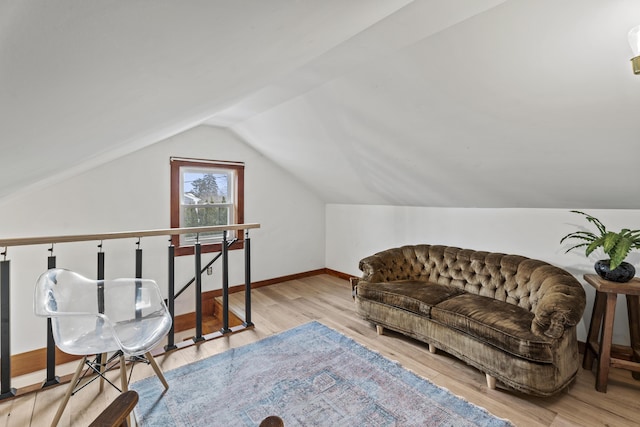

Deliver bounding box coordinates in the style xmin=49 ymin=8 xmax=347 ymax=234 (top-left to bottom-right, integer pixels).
xmin=596 ymin=293 xmax=617 ymax=392
xmin=583 ymin=291 xmax=606 ymax=370
xmin=626 ymin=295 xmax=640 ymax=381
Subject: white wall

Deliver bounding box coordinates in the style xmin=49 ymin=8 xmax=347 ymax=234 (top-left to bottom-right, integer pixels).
xmin=326 ymin=204 xmax=640 ymax=345
xmin=0 ymin=126 xmax=326 ymax=354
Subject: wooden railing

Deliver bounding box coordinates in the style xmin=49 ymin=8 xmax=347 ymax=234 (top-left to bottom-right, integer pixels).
xmin=0 ymin=223 xmax=260 ymax=400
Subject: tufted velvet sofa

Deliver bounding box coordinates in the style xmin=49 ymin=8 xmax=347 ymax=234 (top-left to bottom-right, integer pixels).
xmin=353 ymin=245 xmax=586 ymax=396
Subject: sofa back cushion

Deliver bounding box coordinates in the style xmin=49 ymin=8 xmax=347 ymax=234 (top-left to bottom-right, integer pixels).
xmin=359 ymin=245 xmax=574 ymax=313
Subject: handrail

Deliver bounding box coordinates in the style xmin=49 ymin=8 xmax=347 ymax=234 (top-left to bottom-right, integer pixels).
xmin=0 ymin=223 xmax=259 ymax=399
xmin=0 ymin=223 xmax=260 ymax=248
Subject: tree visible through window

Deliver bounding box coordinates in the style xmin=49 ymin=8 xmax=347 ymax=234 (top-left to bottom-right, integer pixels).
xmin=170 ymin=157 xmax=244 ymax=256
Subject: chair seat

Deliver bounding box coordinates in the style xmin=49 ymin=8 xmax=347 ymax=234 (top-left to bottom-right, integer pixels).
xmin=57 ymin=321 xmax=121 ymax=355
xmin=57 ymin=311 xmax=171 ymax=356
xmin=115 ymin=310 xmax=172 ymax=356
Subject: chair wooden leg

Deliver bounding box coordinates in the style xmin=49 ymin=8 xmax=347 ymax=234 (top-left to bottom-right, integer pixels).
xmin=99 ymin=352 xmax=108 ymax=392
xmin=51 ymin=355 xmax=87 ymax=427
xmin=119 ymin=354 xmax=128 ymax=392
xmin=145 ymin=351 xmax=169 ymax=390
xmin=376 ymin=325 xmax=384 ymax=335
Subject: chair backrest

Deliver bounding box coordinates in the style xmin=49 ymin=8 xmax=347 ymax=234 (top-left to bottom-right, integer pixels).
xmin=35 ymin=268 xmax=171 ymax=356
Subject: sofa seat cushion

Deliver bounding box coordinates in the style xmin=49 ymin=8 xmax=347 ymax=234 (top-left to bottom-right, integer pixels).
xmin=357 ymin=281 xmax=465 ymax=317
xmin=431 ymin=294 xmax=554 ymax=363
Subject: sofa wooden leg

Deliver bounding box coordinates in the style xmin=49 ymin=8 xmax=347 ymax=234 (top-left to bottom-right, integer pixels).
xmin=428 ymin=344 xmax=436 ymax=354
xmin=486 ymin=374 xmax=496 ymax=390
xmin=376 ymin=325 xmax=384 ymax=335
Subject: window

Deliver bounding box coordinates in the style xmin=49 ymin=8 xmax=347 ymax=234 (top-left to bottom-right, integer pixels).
xmin=170 ymin=157 xmax=244 ymax=256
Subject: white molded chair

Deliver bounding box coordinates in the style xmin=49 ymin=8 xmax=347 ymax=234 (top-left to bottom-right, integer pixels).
xmin=35 ymin=268 xmax=171 ymax=426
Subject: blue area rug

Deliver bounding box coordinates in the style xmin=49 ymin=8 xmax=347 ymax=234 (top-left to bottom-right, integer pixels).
xmin=132 ymin=321 xmax=513 ymax=426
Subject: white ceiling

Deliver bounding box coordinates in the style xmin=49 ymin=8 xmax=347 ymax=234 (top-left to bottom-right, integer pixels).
xmin=2 ymin=0 xmax=640 ymax=208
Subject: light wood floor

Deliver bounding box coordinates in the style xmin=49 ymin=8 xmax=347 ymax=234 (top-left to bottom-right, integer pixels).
xmin=1 ymin=274 xmax=639 ymax=426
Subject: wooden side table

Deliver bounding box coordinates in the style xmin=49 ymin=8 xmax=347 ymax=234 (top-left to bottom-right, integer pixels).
xmin=582 ymin=274 xmax=640 ymax=392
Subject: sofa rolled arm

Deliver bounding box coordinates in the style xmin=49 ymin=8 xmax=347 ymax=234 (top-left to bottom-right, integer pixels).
xmin=359 ymin=245 xmax=436 ymax=283
xmin=358 ymin=251 xmax=407 ymax=284
xmin=531 ymin=274 xmax=586 ymax=339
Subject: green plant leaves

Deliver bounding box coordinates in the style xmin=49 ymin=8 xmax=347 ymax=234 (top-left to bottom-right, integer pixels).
xmin=560 ymin=211 xmax=640 ymax=270
xmin=585 ymin=236 xmax=605 ymax=256
xmin=602 ymin=232 xmax=621 ymax=253
xmin=569 ymin=210 xmax=607 ymax=234
xmin=610 ymin=238 xmax=632 ymax=270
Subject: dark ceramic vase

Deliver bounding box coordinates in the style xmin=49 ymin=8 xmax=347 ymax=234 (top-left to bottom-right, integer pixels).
xmin=594 ymin=259 xmax=636 ymax=283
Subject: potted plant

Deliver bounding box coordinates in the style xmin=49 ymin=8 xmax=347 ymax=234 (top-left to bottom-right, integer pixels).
xmin=560 ymin=210 xmax=640 ymax=282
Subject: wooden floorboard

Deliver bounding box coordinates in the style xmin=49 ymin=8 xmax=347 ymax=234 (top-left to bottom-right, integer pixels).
xmin=1 ymin=274 xmax=639 ymax=426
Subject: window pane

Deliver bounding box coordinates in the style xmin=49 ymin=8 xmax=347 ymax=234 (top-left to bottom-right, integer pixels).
xmin=181 ymin=205 xmax=231 ymax=243
xmin=182 ymin=205 xmax=230 ymax=227
xmin=183 ymin=170 xmax=231 ymax=204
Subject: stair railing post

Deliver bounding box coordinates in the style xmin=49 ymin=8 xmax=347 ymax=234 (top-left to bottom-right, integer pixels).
xmin=135 ymin=239 xmax=142 ymax=319
xmin=221 ymin=230 xmax=231 ymax=334
xmin=0 ymin=253 xmax=16 ymax=399
xmin=244 ymin=229 xmax=253 ymax=327
xmin=97 ymin=243 xmax=105 ymax=309
xmin=193 ymin=237 xmax=204 ymax=342
xmin=95 ymin=243 xmax=106 ymax=376
xmin=42 ymin=246 xmax=60 ymax=388
xmin=165 ymin=241 xmax=177 ymax=351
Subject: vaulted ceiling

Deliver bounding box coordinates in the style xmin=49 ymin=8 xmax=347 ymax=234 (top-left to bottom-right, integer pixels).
xmin=2 ymin=0 xmax=639 ymax=208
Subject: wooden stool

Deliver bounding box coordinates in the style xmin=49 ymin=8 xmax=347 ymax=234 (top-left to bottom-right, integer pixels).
xmin=582 ymin=274 xmax=640 ymax=392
